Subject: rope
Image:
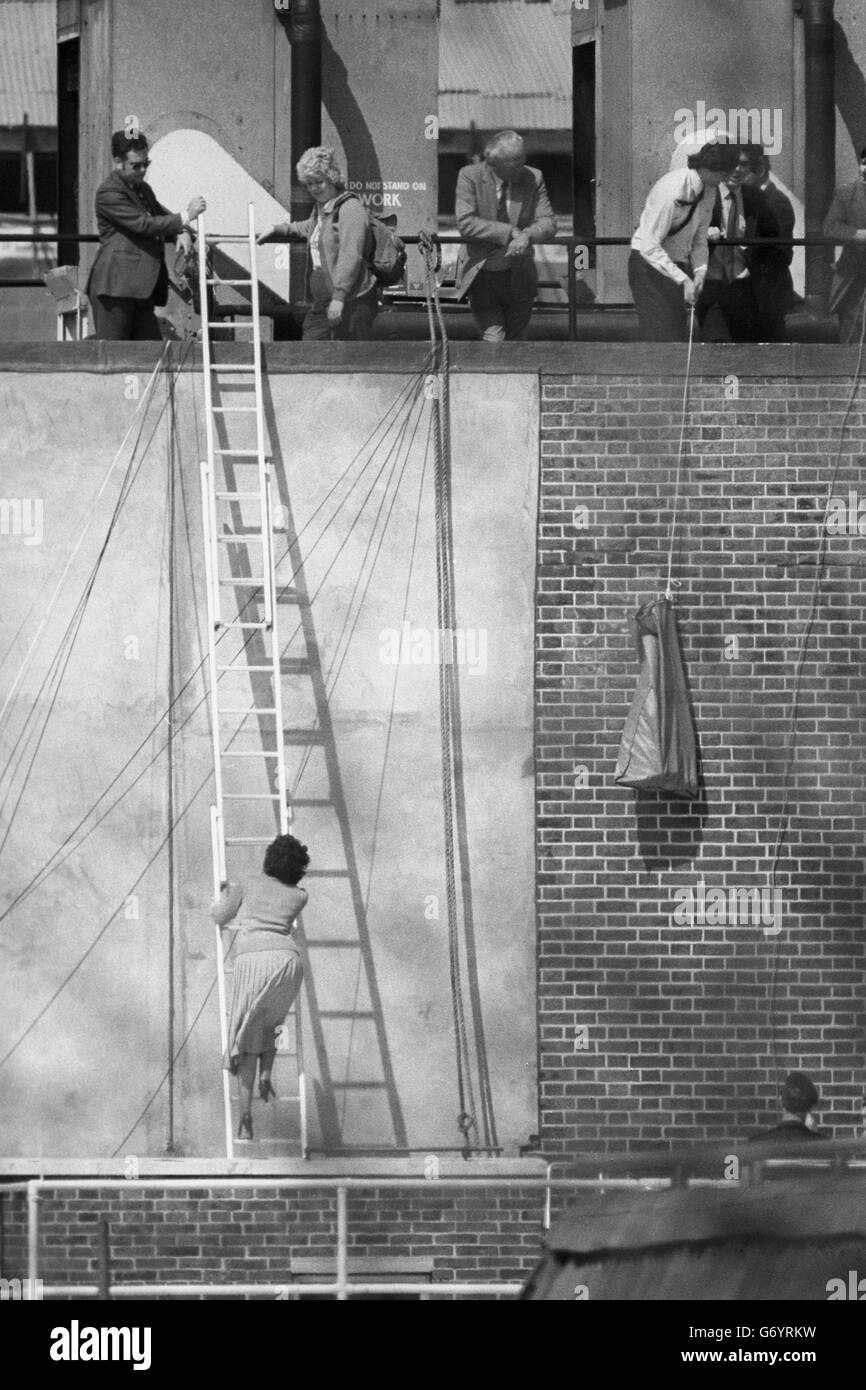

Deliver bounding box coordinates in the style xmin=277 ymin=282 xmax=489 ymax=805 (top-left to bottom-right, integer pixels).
xmin=663 ymin=305 xmax=696 ymax=600
xmin=0 ymin=764 xmax=213 ymax=1072
xmin=0 ymin=346 xmax=170 ymax=728
xmin=421 ymin=232 xmax=501 ymax=1155
xmin=290 ymin=375 xmax=430 ymax=798
xmin=0 ymin=370 xmax=427 ymax=922
xmin=0 ymin=347 xmax=182 ymax=857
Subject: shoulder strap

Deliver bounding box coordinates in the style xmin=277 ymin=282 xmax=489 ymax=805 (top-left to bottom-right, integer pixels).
xmin=670 ymin=195 xmax=700 ymax=237
xmin=332 ymin=191 xmax=361 ymax=218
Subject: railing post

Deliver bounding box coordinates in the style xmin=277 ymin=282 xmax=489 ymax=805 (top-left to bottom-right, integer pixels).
xmin=97 ymin=1218 xmax=111 ymax=1300
xmin=567 ymin=238 xmax=578 ymax=341
xmin=27 ymin=1181 xmax=39 ymax=1288
xmin=335 ymin=1184 xmax=348 ymax=1301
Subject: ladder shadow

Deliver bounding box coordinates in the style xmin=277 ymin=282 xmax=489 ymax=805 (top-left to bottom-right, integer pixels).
xmin=259 ymin=374 xmax=408 ymax=1153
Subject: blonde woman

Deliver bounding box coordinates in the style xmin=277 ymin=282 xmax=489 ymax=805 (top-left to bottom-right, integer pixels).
xmin=258 ymin=146 xmax=377 ymax=340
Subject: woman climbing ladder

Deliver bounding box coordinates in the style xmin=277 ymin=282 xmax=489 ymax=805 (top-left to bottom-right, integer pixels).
xmin=211 ymin=833 xmax=310 ymax=1140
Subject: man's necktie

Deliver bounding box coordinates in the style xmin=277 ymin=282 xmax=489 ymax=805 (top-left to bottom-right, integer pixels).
xmin=497 ymin=181 xmax=509 ymax=223
xmin=722 ymin=190 xmax=738 ymax=281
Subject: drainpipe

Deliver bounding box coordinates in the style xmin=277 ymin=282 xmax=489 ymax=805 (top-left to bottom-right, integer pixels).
xmin=801 ymin=0 xmax=836 ymax=304
xmin=282 ymin=0 xmax=322 ymax=307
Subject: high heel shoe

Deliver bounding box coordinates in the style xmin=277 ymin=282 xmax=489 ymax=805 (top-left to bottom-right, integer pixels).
xmin=237 ymin=1111 xmax=253 ymax=1140
xmin=259 ymin=1077 xmax=277 ymax=1103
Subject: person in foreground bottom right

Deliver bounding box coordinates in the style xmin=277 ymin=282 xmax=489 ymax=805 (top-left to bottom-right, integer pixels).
xmin=748 ymin=1071 xmax=828 ymax=1142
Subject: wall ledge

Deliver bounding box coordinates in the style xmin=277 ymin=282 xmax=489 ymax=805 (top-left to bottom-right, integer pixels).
xmin=0 ymin=1155 xmax=549 ymax=1180
xmin=0 ymin=340 xmax=864 ymax=376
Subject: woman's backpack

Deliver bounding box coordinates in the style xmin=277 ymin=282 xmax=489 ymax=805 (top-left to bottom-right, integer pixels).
xmin=333 ymin=192 xmax=407 ymax=286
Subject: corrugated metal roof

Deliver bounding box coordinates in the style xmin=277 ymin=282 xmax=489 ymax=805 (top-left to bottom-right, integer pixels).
xmin=0 ymin=1 xmax=56 ymax=129
xmin=439 ymin=0 xmax=571 ymax=131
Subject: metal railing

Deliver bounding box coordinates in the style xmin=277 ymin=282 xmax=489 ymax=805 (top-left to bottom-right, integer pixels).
xmin=0 ymin=231 xmax=845 ymax=342
xmin=5 ymin=1143 xmax=865 ymax=1300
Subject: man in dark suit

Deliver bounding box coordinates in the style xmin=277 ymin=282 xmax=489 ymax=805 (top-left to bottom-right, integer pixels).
xmin=748 ymin=1072 xmax=828 ymax=1143
xmin=454 ymin=130 xmax=556 ymax=341
xmin=744 ymin=149 xmax=798 ymax=341
xmin=88 ymin=130 xmax=206 ymax=340
xmin=697 ymin=146 xmax=780 ymax=342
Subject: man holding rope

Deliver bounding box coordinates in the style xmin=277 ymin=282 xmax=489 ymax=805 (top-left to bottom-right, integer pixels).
xmin=629 ymin=142 xmax=740 ymax=341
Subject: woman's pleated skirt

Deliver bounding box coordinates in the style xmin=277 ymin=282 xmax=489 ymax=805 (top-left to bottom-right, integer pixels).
xmin=223 ymin=949 xmax=303 ymax=1073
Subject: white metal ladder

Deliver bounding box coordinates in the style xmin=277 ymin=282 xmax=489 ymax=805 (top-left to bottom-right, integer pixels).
xmin=197 ymin=204 xmax=307 ymax=1160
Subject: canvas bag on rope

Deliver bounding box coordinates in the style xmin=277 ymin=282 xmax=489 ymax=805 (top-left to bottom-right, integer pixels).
xmin=614 ymin=596 xmax=698 ymax=799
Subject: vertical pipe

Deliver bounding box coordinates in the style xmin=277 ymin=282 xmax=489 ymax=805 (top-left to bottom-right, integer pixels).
xmin=166 ymin=366 xmax=177 ymax=1155
xmin=27 ymin=1183 xmax=39 ymax=1287
xmin=286 ymin=0 xmax=322 ymax=307
xmin=335 ymin=1184 xmax=348 ymax=1301
xmin=802 ymin=0 xmax=836 ymax=302
xmin=97 ymin=1219 xmax=111 ymax=1299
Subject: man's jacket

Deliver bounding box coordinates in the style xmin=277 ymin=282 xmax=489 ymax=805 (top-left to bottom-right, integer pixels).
xmin=87 ymin=170 xmax=183 ymax=303
xmin=705 ymin=182 xmax=780 ymax=279
xmin=454 ymin=161 xmax=556 ymax=295
xmin=824 ymin=179 xmax=866 ymax=315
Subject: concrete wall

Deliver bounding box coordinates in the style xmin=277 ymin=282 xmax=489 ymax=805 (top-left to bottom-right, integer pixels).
xmin=0 ymin=353 xmax=537 ymax=1159
xmin=630 ymin=0 xmax=796 ymax=194
xmin=834 ymin=0 xmax=866 ymax=174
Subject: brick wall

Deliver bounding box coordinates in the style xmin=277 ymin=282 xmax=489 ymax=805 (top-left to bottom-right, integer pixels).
xmin=536 ymin=366 xmax=866 ymax=1156
xmin=0 ymin=1185 xmax=547 ymax=1292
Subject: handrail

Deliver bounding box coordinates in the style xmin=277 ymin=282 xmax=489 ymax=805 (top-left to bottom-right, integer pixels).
xmin=1 ymin=230 xmax=852 ymax=342
xmin=13 ymin=1156 xmax=866 ymax=1299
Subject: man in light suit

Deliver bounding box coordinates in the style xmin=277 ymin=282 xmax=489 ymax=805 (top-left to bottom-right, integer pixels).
xmin=455 ymin=130 xmax=556 ymax=341
xmin=87 ymin=130 xmax=206 ymax=340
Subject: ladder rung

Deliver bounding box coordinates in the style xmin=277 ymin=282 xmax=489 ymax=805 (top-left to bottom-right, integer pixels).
xmin=330 ymin=1082 xmax=387 ymax=1090
xmin=214 ymin=449 xmax=263 ymax=457
xmin=306 ymin=940 xmax=360 ymax=948
xmin=320 ymin=1011 xmax=375 ymax=1020
xmin=207 ymin=277 xmax=252 ymax=286
xmin=205 ymin=234 xmax=250 ymax=243
xmin=221 ymin=749 xmax=281 ymax=757
xmin=222 ymin=793 xmax=282 ymax=800
xmin=220 ymin=705 xmax=277 ymax=714
xmin=209 ymin=364 xmax=256 ymax=372
xmin=215 ymin=492 xmax=262 ymax=501
xmin=211 ymin=406 xmax=259 ymax=414
xmin=225 ymin=836 xmax=276 ymax=844
xmin=218 ymin=621 xmax=269 ymax=629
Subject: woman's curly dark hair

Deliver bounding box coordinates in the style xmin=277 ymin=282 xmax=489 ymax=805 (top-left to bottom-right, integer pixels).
xmin=263 ymin=834 xmax=310 ymax=886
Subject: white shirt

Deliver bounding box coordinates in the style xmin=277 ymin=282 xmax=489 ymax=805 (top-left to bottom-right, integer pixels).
xmin=631 ymin=168 xmax=715 ymax=285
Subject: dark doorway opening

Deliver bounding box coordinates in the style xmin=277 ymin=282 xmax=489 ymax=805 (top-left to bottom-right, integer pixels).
xmin=57 ymin=38 xmax=79 ymax=266
xmin=572 ymin=39 xmax=596 ymax=246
